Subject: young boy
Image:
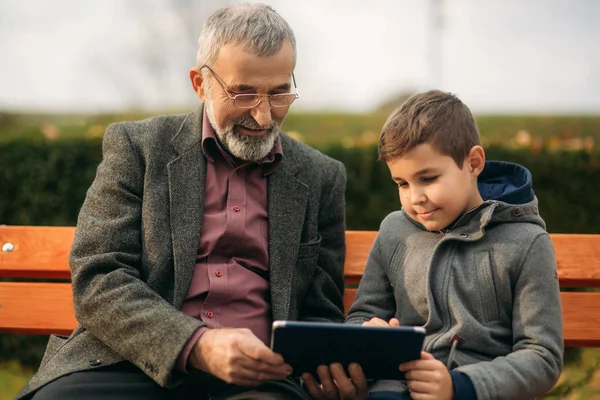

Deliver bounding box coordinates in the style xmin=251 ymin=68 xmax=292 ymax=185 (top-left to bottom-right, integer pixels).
xmin=304 ymin=90 xmax=563 ymax=400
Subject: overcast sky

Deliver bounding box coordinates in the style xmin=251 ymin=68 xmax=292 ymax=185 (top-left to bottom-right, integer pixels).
xmin=1 ymin=0 xmax=599 ymax=114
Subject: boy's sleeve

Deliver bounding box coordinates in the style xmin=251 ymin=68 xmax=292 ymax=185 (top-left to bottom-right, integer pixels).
xmin=345 ymin=229 xmax=398 ymax=324
xmin=449 ymin=370 xmax=476 ymax=399
xmin=455 ymin=233 xmax=563 ymax=399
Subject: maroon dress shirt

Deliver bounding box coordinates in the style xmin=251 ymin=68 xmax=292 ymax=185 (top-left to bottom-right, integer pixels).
xmin=177 ymin=110 xmax=283 ymax=371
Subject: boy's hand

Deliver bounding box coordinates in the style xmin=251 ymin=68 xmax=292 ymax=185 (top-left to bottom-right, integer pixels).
xmin=361 ymin=317 xmax=400 ymax=327
xmin=399 ymin=352 xmax=453 ymax=400
xmin=303 ymin=363 xmax=369 ymax=400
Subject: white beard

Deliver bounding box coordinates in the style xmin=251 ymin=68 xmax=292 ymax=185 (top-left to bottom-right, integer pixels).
xmin=204 ymin=97 xmax=280 ymax=162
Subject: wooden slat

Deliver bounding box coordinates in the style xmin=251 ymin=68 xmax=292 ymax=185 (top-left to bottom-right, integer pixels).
xmin=1 ymin=283 xmax=597 ymax=347
xmin=2 ymin=227 xmax=599 ymax=287
xmin=561 ymin=292 xmax=600 ymax=347
xmin=344 ymin=231 xmax=600 ymax=288
xmin=344 ymin=231 xmax=377 ymax=285
xmin=343 ymin=288 xmax=357 ymax=316
xmin=552 ymin=234 xmax=600 ymax=287
xmin=0 ymin=282 xmax=77 ymax=335
xmin=343 ymin=288 xmax=600 ymax=348
xmin=0 ymin=226 xmax=74 ymax=279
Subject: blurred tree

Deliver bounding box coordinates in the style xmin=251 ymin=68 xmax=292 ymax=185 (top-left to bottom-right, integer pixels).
xmin=94 ymin=0 xmax=231 ymax=110
xmin=372 ymin=91 xmax=416 ymax=114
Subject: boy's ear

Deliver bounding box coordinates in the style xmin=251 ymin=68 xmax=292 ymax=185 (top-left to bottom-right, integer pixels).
xmin=468 ymin=145 xmax=485 ymax=177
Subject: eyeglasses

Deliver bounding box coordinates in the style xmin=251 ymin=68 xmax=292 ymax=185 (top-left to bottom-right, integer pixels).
xmin=200 ymin=65 xmax=299 ymax=108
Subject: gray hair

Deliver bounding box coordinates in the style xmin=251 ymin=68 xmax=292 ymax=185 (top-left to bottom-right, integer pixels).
xmin=196 ymin=3 xmax=297 ymax=69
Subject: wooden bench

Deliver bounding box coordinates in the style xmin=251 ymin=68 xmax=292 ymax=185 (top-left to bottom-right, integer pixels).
xmin=1 ymin=226 xmax=600 ymax=348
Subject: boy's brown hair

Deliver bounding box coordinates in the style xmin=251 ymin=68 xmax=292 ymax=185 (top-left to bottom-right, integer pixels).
xmin=378 ymin=90 xmax=481 ymax=167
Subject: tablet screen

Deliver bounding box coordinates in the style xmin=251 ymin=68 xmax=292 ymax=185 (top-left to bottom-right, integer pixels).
xmin=270 ymin=321 xmax=425 ymax=381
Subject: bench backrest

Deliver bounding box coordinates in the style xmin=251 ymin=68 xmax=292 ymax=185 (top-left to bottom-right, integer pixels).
xmin=1 ymin=226 xmax=600 ymax=346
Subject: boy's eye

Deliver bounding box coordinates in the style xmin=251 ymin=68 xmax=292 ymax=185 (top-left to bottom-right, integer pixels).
xmin=397 ymin=182 xmax=408 ymax=188
xmin=421 ymin=176 xmax=438 ymax=183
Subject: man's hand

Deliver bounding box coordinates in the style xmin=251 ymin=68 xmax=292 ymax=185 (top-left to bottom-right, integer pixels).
xmin=303 ymin=363 xmax=369 ymax=400
xmin=361 ymin=317 xmax=400 ymax=327
xmin=399 ymin=352 xmax=453 ymax=400
xmin=189 ymin=328 xmax=292 ymax=386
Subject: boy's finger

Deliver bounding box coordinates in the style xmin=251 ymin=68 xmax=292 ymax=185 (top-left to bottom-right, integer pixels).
xmin=362 ymin=317 xmax=389 ymax=327
xmin=399 ymin=360 xmax=417 ymax=371
xmin=406 ymin=379 xmax=435 ymax=395
xmin=401 ymin=359 xmax=441 ymax=373
xmin=401 ymin=351 xmax=439 ymax=371
xmin=389 ymin=318 xmax=400 ymax=327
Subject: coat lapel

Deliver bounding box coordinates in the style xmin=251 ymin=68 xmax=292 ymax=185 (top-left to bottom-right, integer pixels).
xmin=168 ymin=108 xmax=206 ymax=309
xmin=268 ymin=146 xmax=308 ymax=320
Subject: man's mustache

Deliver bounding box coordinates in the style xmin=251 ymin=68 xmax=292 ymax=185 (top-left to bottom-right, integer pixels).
xmin=233 ymin=117 xmax=277 ymax=131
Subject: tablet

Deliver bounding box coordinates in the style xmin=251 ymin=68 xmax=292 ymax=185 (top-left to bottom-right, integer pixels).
xmin=270 ymin=320 xmax=425 ymax=381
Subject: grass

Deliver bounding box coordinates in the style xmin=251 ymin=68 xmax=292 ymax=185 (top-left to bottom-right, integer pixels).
xmin=0 ymin=361 xmax=33 ymax=400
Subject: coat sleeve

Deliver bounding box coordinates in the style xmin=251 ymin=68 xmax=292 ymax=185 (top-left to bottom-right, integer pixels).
xmin=298 ymin=162 xmax=347 ymax=323
xmin=456 ymin=233 xmax=563 ymax=399
xmin=70 ymin=123 xmax=205 ymax=387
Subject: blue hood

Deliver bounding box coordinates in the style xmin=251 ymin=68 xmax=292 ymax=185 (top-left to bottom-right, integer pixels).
xmin=478 ymin=161 xmax=534 ymax=205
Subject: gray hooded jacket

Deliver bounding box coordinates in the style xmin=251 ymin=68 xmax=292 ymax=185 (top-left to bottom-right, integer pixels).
xmin=346 ymin=162 xmax=563 ymax=399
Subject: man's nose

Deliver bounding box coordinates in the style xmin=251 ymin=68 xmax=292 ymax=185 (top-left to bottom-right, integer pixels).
xmin=250 ymin=99 xmax=273 ymax=128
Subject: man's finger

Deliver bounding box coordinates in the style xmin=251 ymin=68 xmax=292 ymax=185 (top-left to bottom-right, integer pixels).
xmin=236 ymin=357 xmax=293 ymax=381
xmin=329 ymin=363 xmax=355 ymax=399
xmin=389 ymin=318 xmax=400 ymax=327
xmin=316 ymin=365 xmax=339 ymax=399
xmin=347 ymin=363 xmax=368 ymax=393
xmin=236 ymin=334 xmax=285 ymax=365
xmin=302 ymin=373 xmax=326 ymax=400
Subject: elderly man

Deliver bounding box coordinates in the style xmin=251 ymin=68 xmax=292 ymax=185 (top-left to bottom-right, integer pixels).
xmin=18 ymin=4 xmax=346 ymax=400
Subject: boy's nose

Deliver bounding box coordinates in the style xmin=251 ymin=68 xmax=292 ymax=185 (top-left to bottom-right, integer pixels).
xmin=410 ymin=190 xmax=427 ymax=205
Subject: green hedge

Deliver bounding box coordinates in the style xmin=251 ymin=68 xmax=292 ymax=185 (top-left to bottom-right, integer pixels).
xmin=0 ymin=138 xmax=102 ymax=226
xmin=1 ymin=138 xmax=600 ymax=232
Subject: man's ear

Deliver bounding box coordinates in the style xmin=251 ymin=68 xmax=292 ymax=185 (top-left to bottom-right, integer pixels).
xmin=468 ymin=145 xmax=486 ymax=177
xmin=189 ymin=68 xmax=207 ymax=101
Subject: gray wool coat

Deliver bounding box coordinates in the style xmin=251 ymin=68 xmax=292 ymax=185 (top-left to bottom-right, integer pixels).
xmin=346 ymin=200 xmax=563 ymax=400
xmin=17 ymin=107 xmax=347 ymax=399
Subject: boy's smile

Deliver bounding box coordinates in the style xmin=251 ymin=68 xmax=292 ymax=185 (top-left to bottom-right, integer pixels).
xmin=417 ymin=208 xmax=439 ymax=220
xmin=386 ymin=143 xmax=485 ymax=231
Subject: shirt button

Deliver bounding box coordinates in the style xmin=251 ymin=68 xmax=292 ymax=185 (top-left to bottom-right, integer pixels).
xmin=215 ymin=271 xmax=223 ymax=277
xmin=233 ymin=205 xmax=240 ymax=212
xmin=207 ymin=311 xmax=214 ymax=318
